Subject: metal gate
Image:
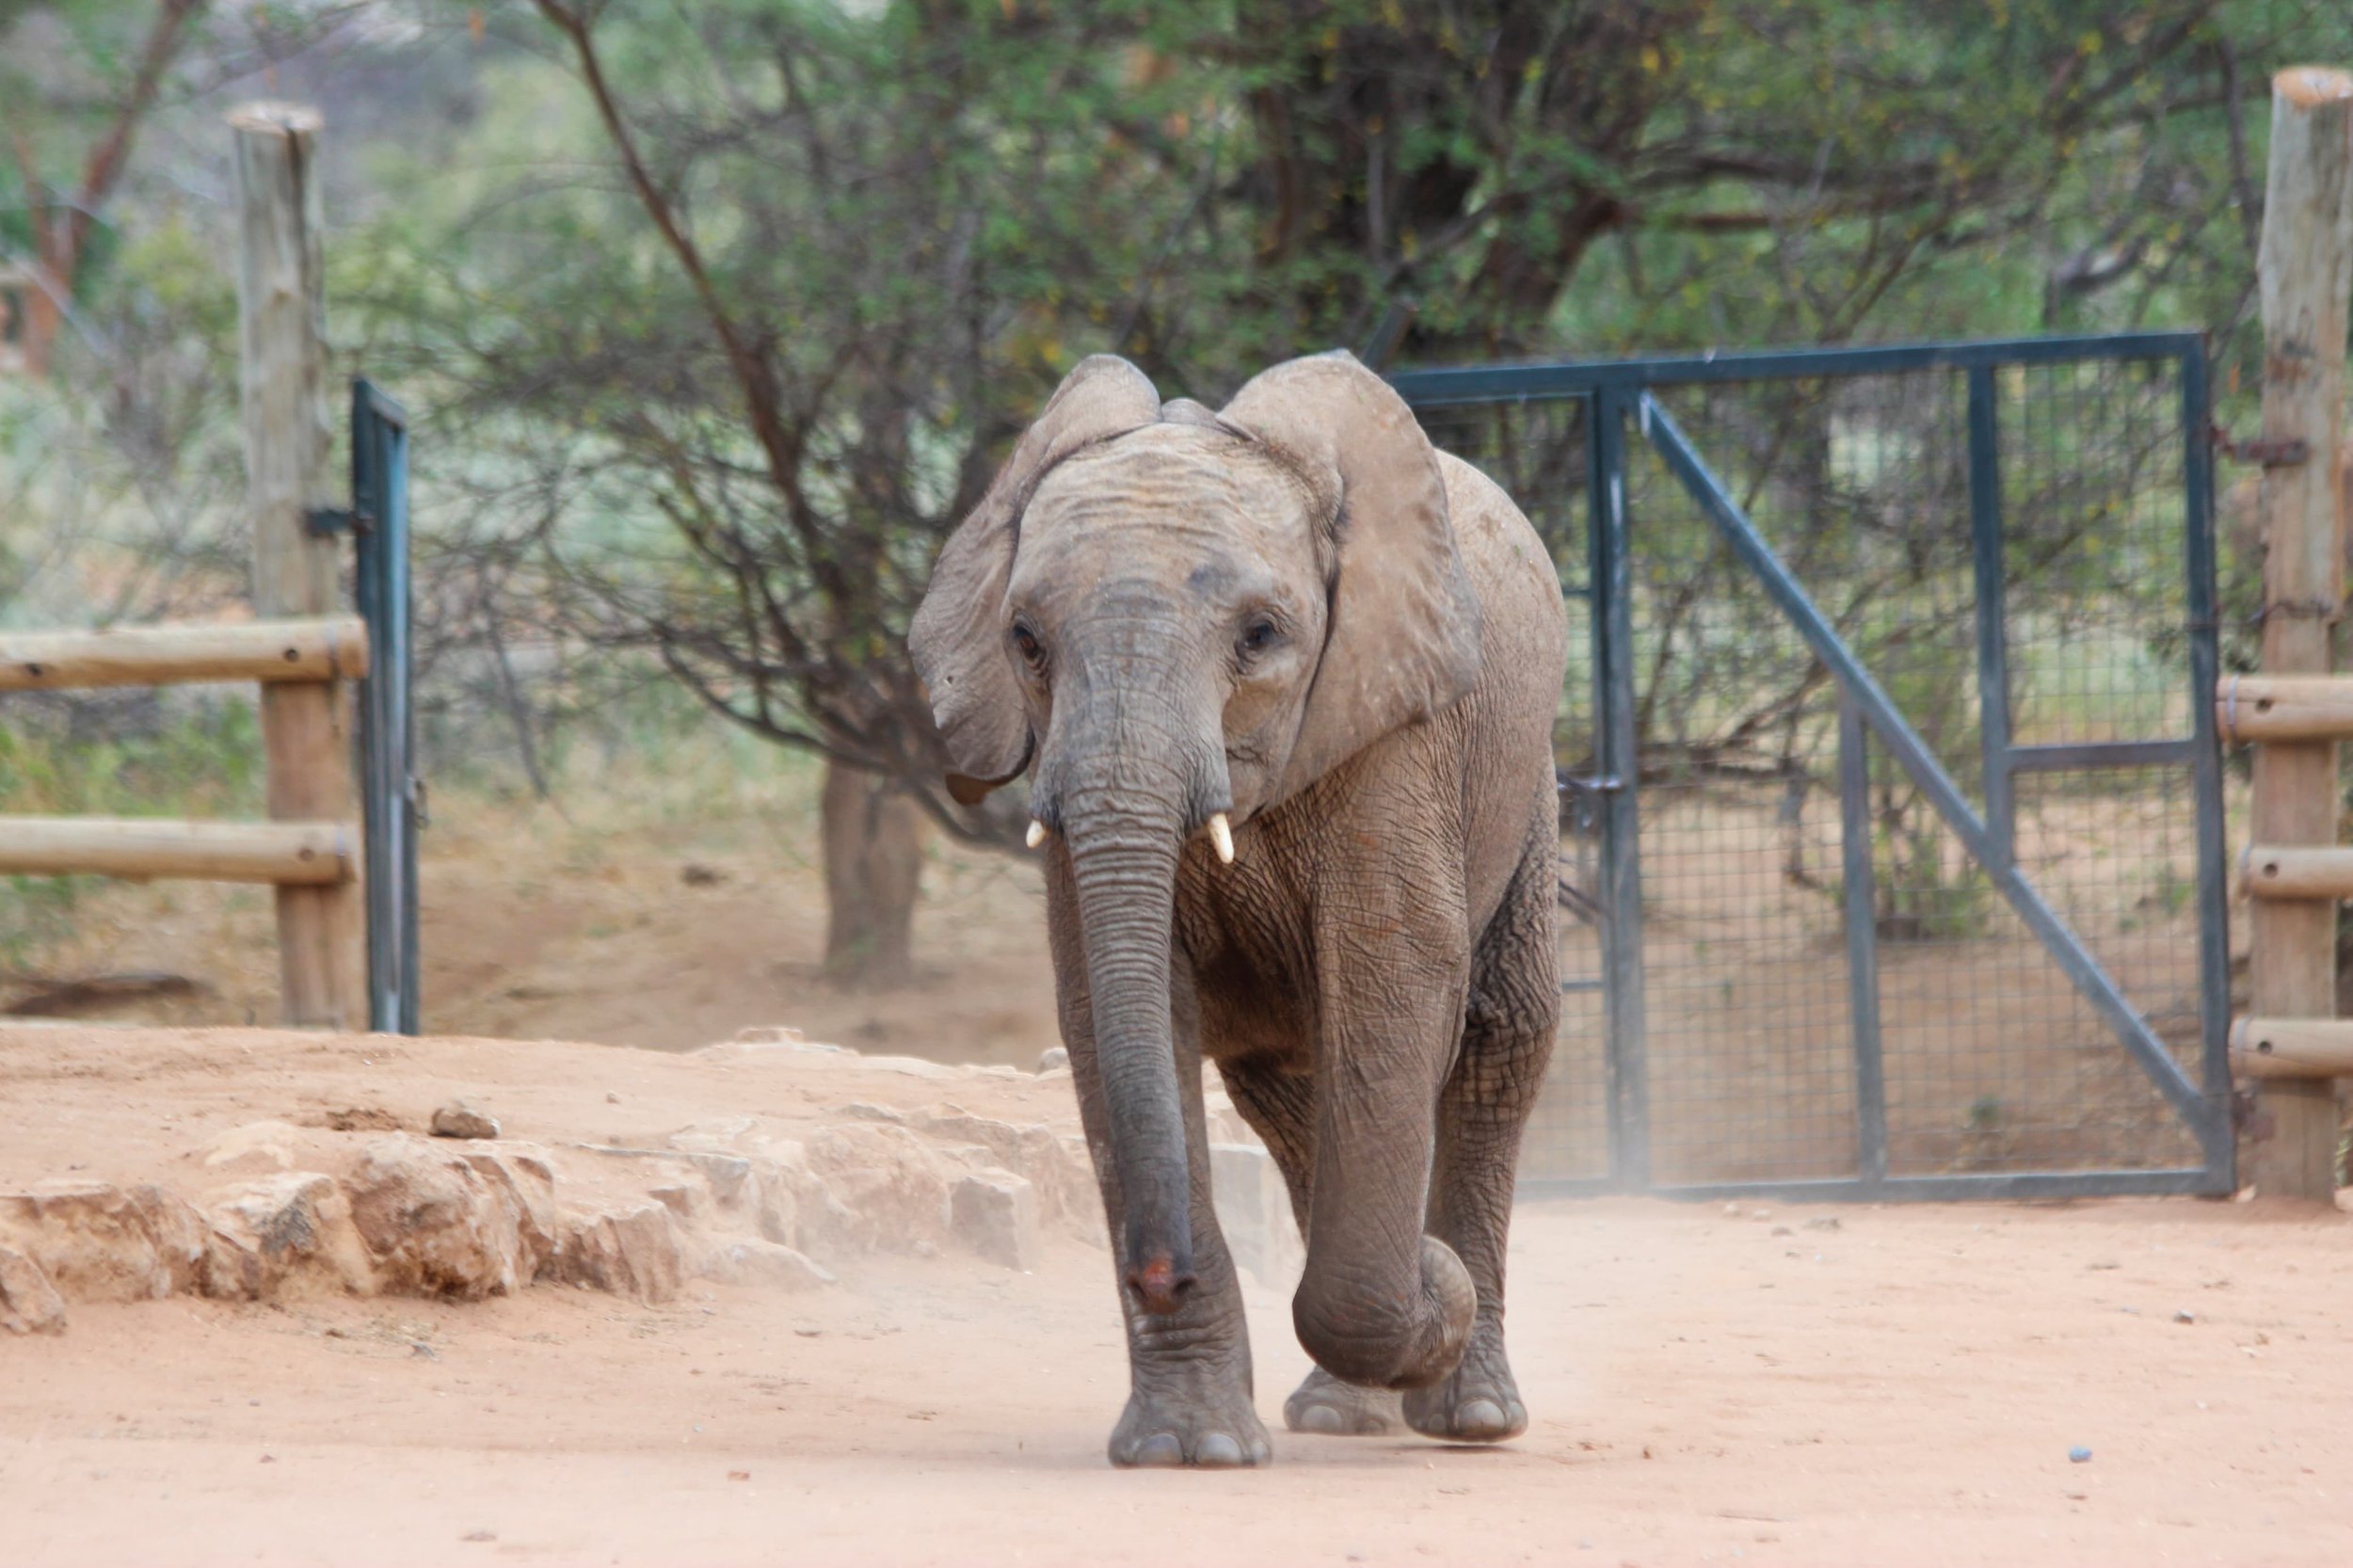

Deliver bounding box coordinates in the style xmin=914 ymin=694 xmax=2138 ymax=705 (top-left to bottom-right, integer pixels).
xmin=1394 ymin=334 xmax=2233 ymax=1200
xmin=348 ymin=378 xmax=420 ymax=1034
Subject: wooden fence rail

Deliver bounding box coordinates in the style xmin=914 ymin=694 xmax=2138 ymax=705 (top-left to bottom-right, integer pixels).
xmin=0 ymin=616 xmax=368 ymax=693
xmin=0 ymin=817 xmax=354 ymax=885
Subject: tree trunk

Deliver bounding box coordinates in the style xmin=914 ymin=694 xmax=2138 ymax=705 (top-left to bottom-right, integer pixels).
xmin=820 ymin=759 xmax=924 ymax=988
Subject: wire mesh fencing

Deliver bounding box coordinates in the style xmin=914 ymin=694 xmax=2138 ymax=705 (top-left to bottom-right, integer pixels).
xmin=1401 ymin=336 xmax=2231 ymax=1197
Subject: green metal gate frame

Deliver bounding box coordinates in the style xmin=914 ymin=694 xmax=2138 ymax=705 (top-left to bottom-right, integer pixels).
xmin=1392 ymin=333 xmax=2234 ymax=1201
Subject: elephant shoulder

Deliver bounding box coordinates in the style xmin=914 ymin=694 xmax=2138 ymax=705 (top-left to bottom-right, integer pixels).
xmin=1432 ymin=451 xmax=1565 ymax=638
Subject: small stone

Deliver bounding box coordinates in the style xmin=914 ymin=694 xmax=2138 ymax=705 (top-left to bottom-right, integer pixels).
xmin=2173 ymin=1309 xmax=2195 ymax=1325
xmin=1802 ymin=1216 xmax=1841 ymax=1233
xmin=2069 ymin=1447 xmax=2092 ymax=1464
xmin=606 ymin=1092 xmax=622 ymax=1105
xmin=728 ymin=1470 xmax=750 ymax=1481
xmin=1770 ymin=1225 xmax=1792 ymax=1237
xmin=430 ymin=1103 xmax=500 ymax=1141
xmin=1035 ymin=1046 xmax=1069 ymax=1075
xmin=461 ymin=1529 xmax=497 ymax=1543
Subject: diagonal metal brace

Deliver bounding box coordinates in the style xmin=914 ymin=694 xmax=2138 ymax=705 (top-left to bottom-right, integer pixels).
xmin=1635 ymin=392 xmax=2226 ymax=1163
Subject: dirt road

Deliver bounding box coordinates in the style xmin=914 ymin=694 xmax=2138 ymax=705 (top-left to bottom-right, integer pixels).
xmin=4 ymin=1026 xmax=2351 ymax=1566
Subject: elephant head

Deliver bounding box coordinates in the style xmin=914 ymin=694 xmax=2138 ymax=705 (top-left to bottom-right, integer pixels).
xmin=909 ymin=351 xmax=1481 ymax=1313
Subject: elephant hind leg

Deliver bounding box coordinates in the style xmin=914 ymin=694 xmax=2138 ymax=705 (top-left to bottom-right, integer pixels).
xmin=1406 ymin=823 xmax=1559 ymax=1444
xmin=1216 ymin=1055 xmax=1404 ymax=1438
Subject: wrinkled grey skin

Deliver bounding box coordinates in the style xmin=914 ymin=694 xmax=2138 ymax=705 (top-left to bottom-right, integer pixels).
xmin=910 ymin=351 xmax=1566 ymax=1467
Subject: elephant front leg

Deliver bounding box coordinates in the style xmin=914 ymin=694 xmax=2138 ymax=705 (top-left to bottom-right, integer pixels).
xmin=1050 ymin=884 xmax=1269 ymax=1467
xmin=1405 ymin=832 xmax=1558 ymax=1443
xmin=1292 ymin=884 xmax=1478 ymax=1397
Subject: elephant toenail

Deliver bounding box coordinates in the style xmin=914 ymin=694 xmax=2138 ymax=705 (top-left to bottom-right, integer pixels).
xmin=1194 ymin=1432 xmax=1246 ymax=1466
xmin=1127 ymin=1432 xmax=1185 ymax=1466
xmin=1295 ymin=1403 xmax=1344 ymax=1434
xmin=1457 ymin=1399 xmax=1507 ymax=1435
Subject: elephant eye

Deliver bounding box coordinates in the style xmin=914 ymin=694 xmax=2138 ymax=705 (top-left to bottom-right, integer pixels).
xmin=1010 ymin=620 xmax=1046 ymax=668
xmin=1237 ymin=616 xmax=1282 ymax=660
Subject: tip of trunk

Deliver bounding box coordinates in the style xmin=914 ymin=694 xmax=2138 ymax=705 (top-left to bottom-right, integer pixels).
xmin=1126 ymin=1250 xmax=1198 ymax=1316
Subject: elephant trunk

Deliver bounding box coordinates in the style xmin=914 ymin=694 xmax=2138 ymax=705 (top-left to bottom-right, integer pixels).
xmin=1065 ymin=811 xmax=1193 ymax=1312
xmin=1043 ymin=682 xmax=1228 ymax=1317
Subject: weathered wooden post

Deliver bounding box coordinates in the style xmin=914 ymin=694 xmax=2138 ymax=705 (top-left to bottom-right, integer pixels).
xmin=231 ymin=103 xmax=367 ymax=1030
xmin=2244 ymin=67 xmax=2353 ymax=1199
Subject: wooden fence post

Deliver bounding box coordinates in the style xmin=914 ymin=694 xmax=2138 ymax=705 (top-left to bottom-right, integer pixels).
xmin=2245 ymin=67 xmax=2353 ymax=1199
xmin=231 ymin=103 xmax=367 ymax=1031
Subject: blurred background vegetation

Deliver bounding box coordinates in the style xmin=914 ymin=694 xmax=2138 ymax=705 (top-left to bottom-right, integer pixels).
xmin=2 ymin=0 xmax=2349 ymax=998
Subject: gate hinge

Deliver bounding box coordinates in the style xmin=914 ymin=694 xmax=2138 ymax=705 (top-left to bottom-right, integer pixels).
xmin=305 ymin=506 xmax=376 ymax=537
xmin=1558 ymin=773 xmax=1625 ymax=795
xmin=2210 ymin=424 xmax=2309 ymax=468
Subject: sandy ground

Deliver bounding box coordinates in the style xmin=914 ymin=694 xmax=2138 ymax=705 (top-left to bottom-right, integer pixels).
xmin=6 ymin=1026 xmax=2353 ymax=1567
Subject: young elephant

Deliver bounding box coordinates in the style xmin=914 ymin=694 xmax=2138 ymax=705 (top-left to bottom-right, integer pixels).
xmin=910 ymin=351 xmax=1566 ymax=1467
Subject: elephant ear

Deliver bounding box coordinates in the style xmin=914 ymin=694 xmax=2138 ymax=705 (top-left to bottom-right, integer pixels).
xmin=911 ymin=356 xmax=1162 ymax=803
xmin=1218 ymin=350 xmax=1481 ymax=799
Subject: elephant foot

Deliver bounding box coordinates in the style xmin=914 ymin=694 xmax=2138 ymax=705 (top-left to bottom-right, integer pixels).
xmin=1283 ymin=1367 xmax=1403 ymax=1436
xmin=1109 ymin=1383 xmax=1273 ymax=1468
xmin=1403 ymin=1323 xmax=1527 ymax=1443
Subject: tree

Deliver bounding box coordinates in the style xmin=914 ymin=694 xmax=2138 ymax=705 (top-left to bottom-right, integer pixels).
xmin=0 ymin=0 xmax=211 ymax=376
xmin=1164 ymin=0 xmax=2349 ymax=367
xmin=364 ymin=0 xmax=1217 ymax=984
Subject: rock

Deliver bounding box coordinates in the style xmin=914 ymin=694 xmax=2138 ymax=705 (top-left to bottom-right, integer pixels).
xmin=950 ymin=1169 xmax=1039 ymax=1271
xmin=459 ymin=1148 xmax=559 ymax=1282
xmin=0 ymin=1242 xmax=66 ymax=1335
xmin=800 ymin=1124 xmax=952 ymax=1254
xmin=648 ymin=1181 xmax=715 ymax=1228
xmin=2174 ymin=1308 xmax=2196 ymax=1325
xmin=0 ymin=1181 xmax=206 ymax=1303
xmin=1208 ymin=1144 xmax=1303 ymax=1288
xmin=550 ymin=1199 xmax=682 ymax=1304
xmin=201 ymin=1172 xmax=374 ymax=1301
xmin=834 ymin=1102 xmax=907 ymax=1124
xmin=1035 ymin=1047 xmax=1069 ymax=1075
xmin=696 ymin=1238 xmax=835 ymax=1290
xmin=1803 ymin=1216 xmax=1842 ymax=1233
xmin=343 ymin=1135 xmax=535 ymax=1299
xmin=2069 ymin=1447 xmax=2092 ymax=1464
xmin=430 ymin=1102 xmax=501 ymax=1141
xmin=200 ymin=1120 xmax=310 ymax=1173
xmin=664 ymin=1118 xmax=758 ymax=1151
xmin=916 ymin=1112 xmax=1088 ymax=1226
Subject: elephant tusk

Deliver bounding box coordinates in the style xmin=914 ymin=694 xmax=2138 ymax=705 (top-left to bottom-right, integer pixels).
xmin=1026 ymin=819 xmax=1049 ymax=850
xmin=1207 ymin=812 xmax=1234 ymax=865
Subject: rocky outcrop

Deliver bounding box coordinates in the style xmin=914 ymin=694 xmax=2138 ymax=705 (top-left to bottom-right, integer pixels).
xmin=0 ymin=1047 xmax=1126 ymax=1330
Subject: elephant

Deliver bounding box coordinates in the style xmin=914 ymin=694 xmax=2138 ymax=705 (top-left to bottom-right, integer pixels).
xmin=909 ymin=349 xmax=1567 ymax=1467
